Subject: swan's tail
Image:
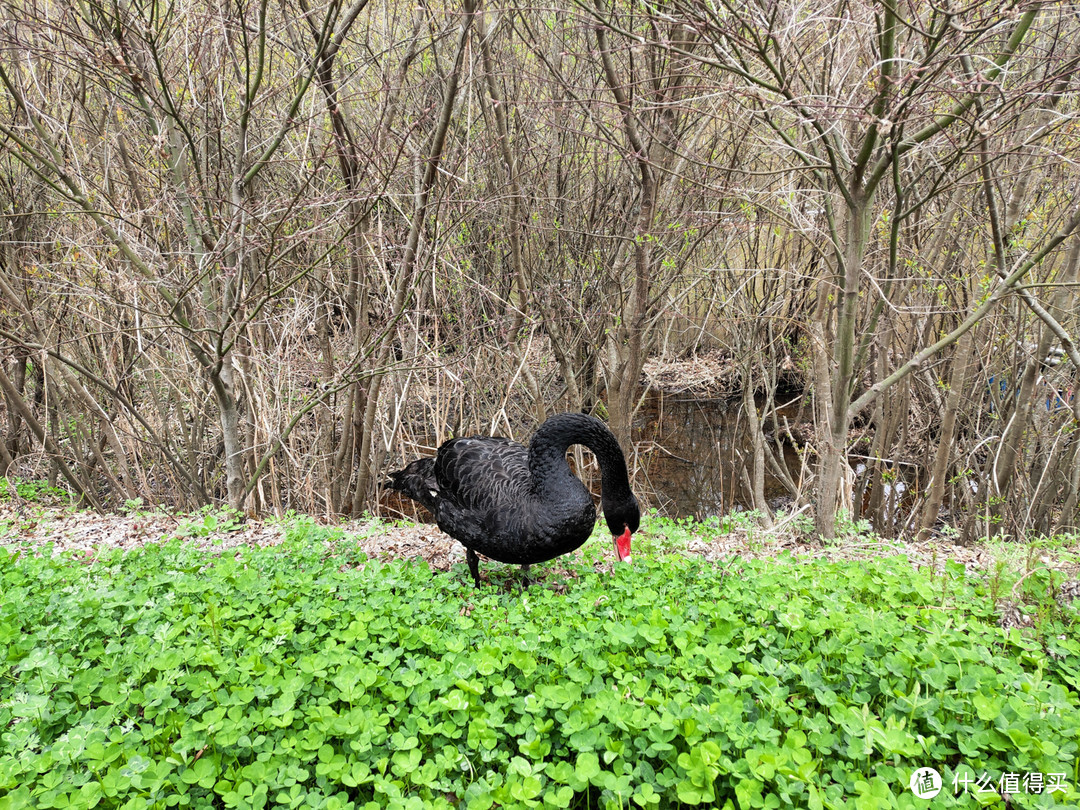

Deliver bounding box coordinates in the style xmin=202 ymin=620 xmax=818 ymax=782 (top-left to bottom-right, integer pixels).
xmin=385 ymin=457 xmax=439 ymax=514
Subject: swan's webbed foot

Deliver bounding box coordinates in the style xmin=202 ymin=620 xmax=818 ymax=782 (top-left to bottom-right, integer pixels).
xmin=466 ymin=548 xmax=482 ymax=588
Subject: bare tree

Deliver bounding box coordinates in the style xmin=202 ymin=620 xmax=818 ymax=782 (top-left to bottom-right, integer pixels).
xmin=598 ymin=0 xmax=1080 ymax=536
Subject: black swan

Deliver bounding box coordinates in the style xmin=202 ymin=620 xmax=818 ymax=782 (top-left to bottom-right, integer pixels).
xmin=386 ymin=412 xmax=640 ymax=586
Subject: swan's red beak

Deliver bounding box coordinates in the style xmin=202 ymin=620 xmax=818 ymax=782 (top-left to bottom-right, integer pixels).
xmin=614 ymin=526 xmax=632 ymax=563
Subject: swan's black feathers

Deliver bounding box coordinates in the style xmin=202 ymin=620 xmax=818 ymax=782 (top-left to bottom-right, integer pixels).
xmin=385 ymin=456 xmax=439 ymax=514
xmin=434 ymin=436 xmax=525 ymax=510
xmin=386 ymin=413 xmax=640 ymax=584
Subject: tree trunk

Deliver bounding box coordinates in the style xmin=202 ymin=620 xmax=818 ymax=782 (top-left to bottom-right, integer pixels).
xmin=919 ymin=330 xmax=976 ymax=539
xmin=207 ymin=360 xmax=246 ymax=511
xmin=814 ymin=193 xmax=871 ymax=536
xmin=742 ymin=373 xmax=773 ymax=525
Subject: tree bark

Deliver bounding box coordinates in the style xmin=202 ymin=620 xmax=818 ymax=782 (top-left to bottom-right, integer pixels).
xmin=814 ymin=194 xmax=871 ymax=536
xmin=919 ymin=330 xmax=976 ymax=539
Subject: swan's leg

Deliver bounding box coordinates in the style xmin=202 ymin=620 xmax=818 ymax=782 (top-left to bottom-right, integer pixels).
xmin=520 ymin=564 xmax=532 ymax=588
xmin=466 ymin=548 xmax=481 ymax=587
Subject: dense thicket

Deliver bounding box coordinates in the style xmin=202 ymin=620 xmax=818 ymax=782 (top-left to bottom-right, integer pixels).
xmin=2 ymin=0 xmax=1079 ymax=540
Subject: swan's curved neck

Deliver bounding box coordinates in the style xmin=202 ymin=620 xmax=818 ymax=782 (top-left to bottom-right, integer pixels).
xmin=527 ymin=413 xmax=632 ymax=501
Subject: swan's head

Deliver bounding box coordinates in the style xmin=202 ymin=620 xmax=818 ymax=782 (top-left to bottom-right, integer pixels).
xmin=604 ymin=495 xmax=640 ymax=563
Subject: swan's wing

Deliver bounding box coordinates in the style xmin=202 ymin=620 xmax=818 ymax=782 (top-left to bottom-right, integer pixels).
xmin=433 ymin=436 xmax=530 ymax=514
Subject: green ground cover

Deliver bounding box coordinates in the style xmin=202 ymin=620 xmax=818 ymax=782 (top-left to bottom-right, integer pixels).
xmin=1 ymin=517 xmax=1078 ymax=809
